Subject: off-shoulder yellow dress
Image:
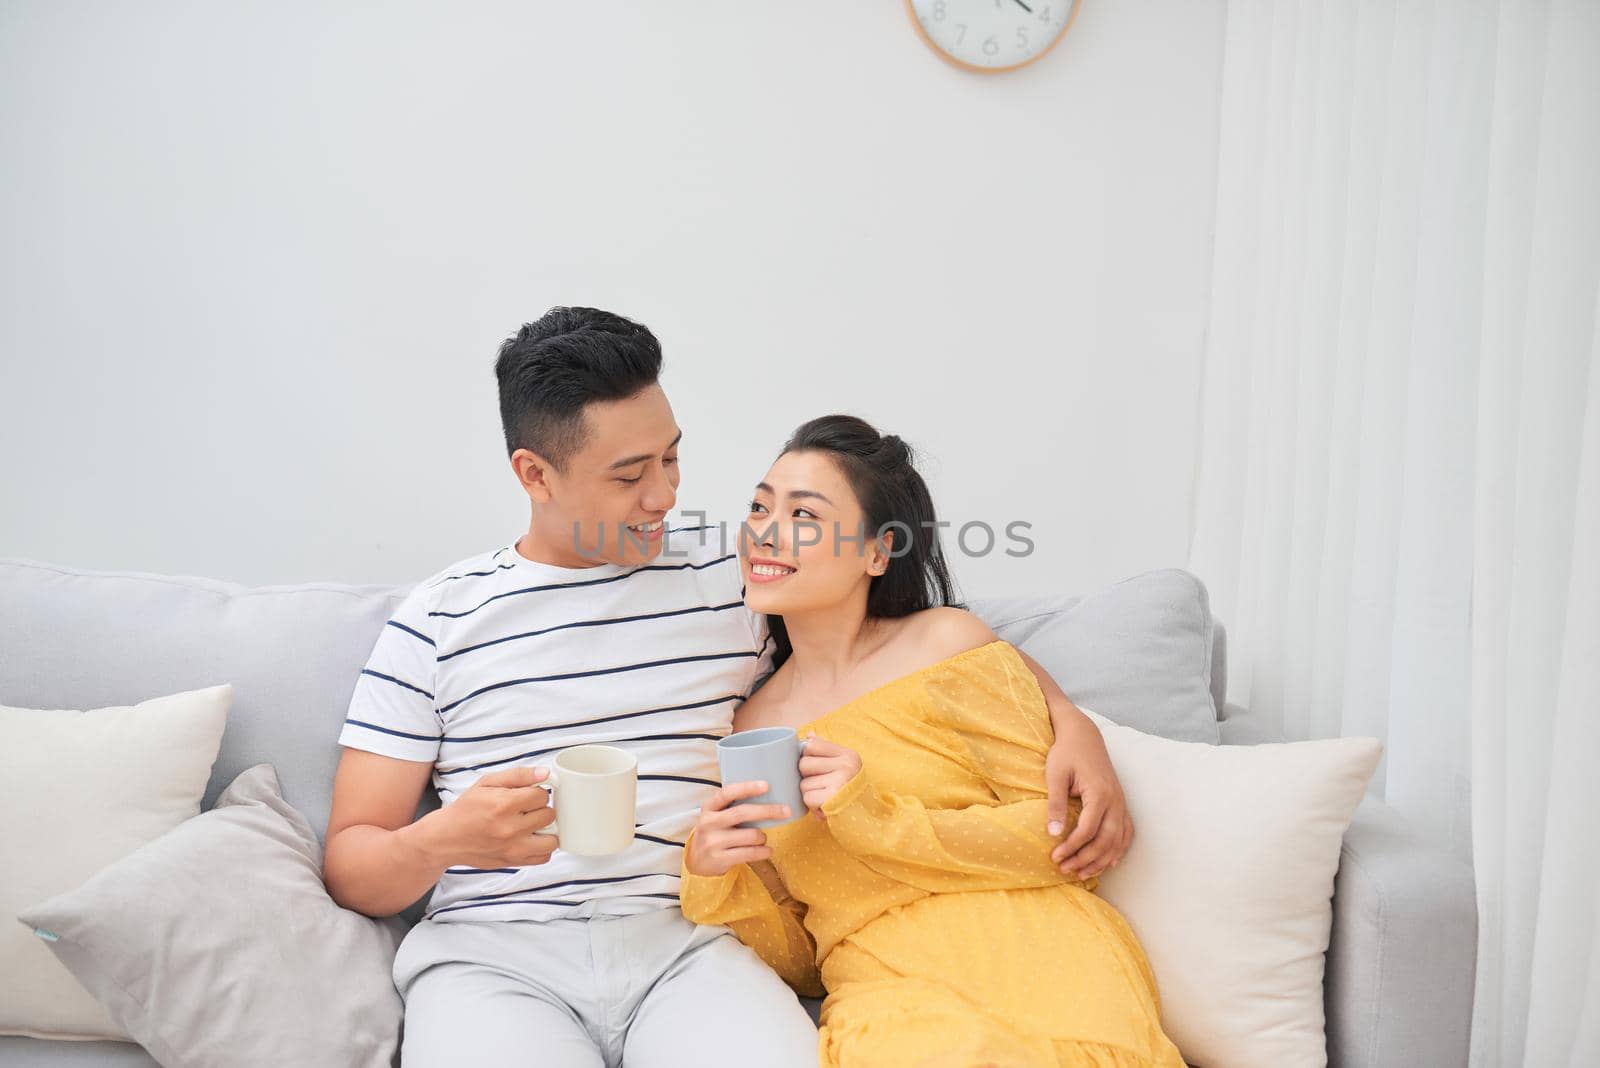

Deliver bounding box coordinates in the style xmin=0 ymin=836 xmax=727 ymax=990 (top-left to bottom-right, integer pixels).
xmin=681 ymin=639 xmax=1186 ymax=1068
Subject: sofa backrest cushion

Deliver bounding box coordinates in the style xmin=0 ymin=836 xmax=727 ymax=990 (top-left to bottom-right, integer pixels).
xmin=968 ymin=568 xmax=1222 ymax=745
xmin=0 ymin=559 xmax=410 ymax=842
xmin=1 ymin=559 xmax=1225 ymax=848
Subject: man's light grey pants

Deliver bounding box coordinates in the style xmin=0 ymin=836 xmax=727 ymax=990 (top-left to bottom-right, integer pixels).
xmin=391 ymin=907 xmax=819 ymax=1067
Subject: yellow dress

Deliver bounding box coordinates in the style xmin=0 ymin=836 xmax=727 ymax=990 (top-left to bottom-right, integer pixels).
xmin=680 ymin=639 xmax=1186 ymax=1068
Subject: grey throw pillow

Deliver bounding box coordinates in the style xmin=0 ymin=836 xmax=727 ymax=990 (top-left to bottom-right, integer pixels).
xmin=969 ymin=567 xmax=1222 ymax=744
xmin=17 ymin=764 xmax=405 ymax=1068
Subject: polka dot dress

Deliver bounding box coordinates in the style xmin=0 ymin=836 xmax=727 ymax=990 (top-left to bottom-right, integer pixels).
xmin=681 ymin=641 xmax=1186 ymax=1067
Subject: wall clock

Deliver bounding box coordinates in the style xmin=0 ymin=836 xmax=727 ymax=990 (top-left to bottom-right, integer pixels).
xmin=906 ymin=0 xmax=1081 ymax=74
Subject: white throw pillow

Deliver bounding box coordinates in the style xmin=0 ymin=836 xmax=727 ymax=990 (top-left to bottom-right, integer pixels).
xmin=0 ymin=684 xmax=230 ymax=1040
xmin=1083 ymin=706 xmax=1382 ymax=1068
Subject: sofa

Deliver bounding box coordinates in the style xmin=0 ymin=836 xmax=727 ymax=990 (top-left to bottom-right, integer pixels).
xmin=0 ymin=557 xmax=1477 ymax=1067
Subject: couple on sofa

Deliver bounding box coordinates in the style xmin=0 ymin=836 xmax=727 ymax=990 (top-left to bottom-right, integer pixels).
xmin=323 ymin=306 xmax=1187 ymax=1067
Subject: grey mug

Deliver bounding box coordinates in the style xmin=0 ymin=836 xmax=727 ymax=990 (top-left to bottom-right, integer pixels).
xmin=715 ymin=726 xmax=812 ymax=829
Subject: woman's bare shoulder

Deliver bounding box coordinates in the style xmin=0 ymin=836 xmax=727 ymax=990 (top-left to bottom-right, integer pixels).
xmin=902 ymin=606 xmax=999 ymax=663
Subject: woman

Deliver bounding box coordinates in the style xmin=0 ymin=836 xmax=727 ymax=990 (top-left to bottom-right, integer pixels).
xmin=681 ymin=415 xmax=1186 ymax=1067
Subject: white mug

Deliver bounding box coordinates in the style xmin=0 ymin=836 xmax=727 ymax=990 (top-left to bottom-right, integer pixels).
xmin=543 ymin=744 xmax=638 ymax=856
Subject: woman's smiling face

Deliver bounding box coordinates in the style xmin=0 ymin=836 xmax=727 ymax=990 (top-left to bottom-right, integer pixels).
xmin=740 ymin=449 xmax=890 ymax=616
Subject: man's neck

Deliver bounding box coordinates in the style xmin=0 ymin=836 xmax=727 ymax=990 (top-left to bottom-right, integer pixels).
xmin=514 ymin=528 xmax=604 ymax=569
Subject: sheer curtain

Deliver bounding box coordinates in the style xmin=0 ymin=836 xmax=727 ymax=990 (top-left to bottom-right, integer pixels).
xmin=1186 ymin=1 xmax=1599 ymax=1065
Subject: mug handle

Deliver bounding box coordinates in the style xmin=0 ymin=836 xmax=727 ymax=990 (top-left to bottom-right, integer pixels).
xmin=795 ymin=737 xmax=813 ymax=819
xmin=540 ymin=769 xmax=559 ymax=837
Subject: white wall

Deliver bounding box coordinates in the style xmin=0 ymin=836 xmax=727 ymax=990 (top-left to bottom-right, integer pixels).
xmin=0 ymin=0 xmax=1224 ymax=599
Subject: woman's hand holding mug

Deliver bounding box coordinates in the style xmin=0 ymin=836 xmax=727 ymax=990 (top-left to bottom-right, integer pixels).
xmin=685 ymin=781 xmax=792 ymax=877
xmin=798 ymin=735 xmax=862 ymax=820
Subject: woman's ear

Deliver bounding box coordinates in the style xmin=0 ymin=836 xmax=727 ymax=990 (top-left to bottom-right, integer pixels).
xmin=868 ymin=529 xmax=894 ymax=575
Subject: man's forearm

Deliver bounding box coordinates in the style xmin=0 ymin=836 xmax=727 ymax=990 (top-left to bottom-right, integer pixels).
xmin=1047 ymin=693 xmax=1110 ymax=758
xmin=324 ymin=811 xmax=452 ymax=918
xmin=1015 ymin=647 xmax=1109 ymax=755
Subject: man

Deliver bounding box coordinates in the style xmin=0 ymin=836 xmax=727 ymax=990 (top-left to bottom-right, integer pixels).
xmin=323 ymin=306 xmax=1133 ymax=1067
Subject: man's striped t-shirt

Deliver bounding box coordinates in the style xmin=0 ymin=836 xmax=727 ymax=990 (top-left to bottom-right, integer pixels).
xmin=336 ymin=522 xmax=773 ymax=924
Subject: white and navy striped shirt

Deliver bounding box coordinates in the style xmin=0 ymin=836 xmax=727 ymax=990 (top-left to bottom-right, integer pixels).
xmin=336 ymin=521 xmax=772 ymax=924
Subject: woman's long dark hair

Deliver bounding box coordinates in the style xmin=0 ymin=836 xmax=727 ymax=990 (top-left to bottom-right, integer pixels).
xmin=763 ymin=414 xmax=964 ymax=673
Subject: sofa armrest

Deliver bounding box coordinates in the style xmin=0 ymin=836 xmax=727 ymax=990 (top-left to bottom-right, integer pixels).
xmin=1218 ymin=702 xmax=1477 ymax=1067
xmin=1327 ymin=794 xmax=1477 ymax=1068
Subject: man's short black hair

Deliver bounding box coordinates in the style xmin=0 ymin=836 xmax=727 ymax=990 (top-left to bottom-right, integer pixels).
xmin=494 ymin=307 xmax=664 ymax=472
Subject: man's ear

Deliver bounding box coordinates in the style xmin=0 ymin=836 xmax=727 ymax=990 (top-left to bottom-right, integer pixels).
xmin=512 ymin=448 xmax=558 ymax=504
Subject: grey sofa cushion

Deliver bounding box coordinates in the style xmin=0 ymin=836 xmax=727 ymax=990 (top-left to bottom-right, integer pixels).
xmin=0 ymin=559 xmax=1223 ymax=837
xmin=17 ymin=764 xmax=405 ymax=1068
xmin=0 ymin=559 xmax=414 ymax=843
xmin=0 ymin=1038 xmax=159 ymax=1067
xmin=969 ymin=568 xmax=1221 ymax=745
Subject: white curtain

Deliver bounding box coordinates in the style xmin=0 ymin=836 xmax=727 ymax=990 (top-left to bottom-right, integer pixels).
xmin=1186 ymin=1 xmax=1599 ymax=1065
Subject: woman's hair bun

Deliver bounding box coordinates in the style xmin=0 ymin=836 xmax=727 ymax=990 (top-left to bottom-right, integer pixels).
xmin=875 ymin=433 xmax=911 ymax=466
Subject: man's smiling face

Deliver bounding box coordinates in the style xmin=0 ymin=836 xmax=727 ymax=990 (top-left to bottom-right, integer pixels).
xmin=515 ymin=383 xmax=683 ymax=567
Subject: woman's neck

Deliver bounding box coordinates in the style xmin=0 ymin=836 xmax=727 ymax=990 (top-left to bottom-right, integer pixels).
xmin=779 ymin=595 xmax=891 ymax=693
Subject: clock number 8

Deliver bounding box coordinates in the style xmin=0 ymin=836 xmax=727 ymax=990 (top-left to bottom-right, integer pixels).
xmin=933 ymin=0 xmax=946 ymax=19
